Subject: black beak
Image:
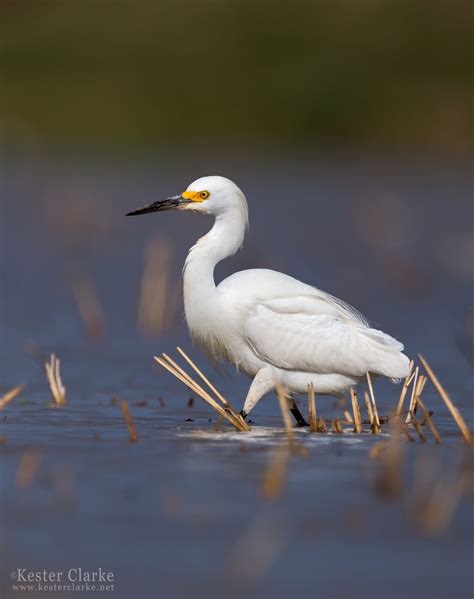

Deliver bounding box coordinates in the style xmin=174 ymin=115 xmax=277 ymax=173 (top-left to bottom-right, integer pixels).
xmin=126 ymin=194 xmax=187 ymax=216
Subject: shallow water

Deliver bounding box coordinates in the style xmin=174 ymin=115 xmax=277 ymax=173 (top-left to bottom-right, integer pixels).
xmin=1 ymin=151 xmax=473 ymax=598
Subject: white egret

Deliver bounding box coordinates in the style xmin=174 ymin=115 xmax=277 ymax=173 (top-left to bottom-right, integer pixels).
xmin=128 ymin=176 xmax=410 ymax=425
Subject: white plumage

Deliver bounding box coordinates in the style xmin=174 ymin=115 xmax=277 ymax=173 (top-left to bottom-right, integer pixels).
xmin=128 ymin=175 xmax=410 ymax=421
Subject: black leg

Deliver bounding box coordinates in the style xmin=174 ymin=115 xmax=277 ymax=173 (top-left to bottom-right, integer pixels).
xmin=239 ymin=409 xmax=254 ymax=424
xmin=289 ymin=399 xmax=308 ymax=427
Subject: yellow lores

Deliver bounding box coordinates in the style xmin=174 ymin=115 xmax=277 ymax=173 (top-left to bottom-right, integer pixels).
xmin=182 ymin=190 xmax=210 ymax=202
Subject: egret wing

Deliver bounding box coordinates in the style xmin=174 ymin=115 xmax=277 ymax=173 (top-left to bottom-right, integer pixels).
xmin=244 ymin=299 xmax=408 ymax=378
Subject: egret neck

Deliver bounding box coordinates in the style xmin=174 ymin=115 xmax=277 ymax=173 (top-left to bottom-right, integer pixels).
xmin=183 ymin=205 xmax=247 ymax=340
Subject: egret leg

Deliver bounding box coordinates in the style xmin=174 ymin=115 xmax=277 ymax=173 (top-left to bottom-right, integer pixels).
xmin=240 ymin=367 xmax=275 ymax=419
xmin=288 ymin=397 xmax=308 ymax=427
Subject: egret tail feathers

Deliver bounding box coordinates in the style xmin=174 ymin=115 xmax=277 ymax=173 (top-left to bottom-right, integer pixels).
xmin=363 ymin=327 xmax=410 ymax=379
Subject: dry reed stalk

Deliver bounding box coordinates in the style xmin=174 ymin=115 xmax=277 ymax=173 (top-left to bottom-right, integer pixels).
xmin=0 ymin=385 xmax=23 ymax=411
xmin=419 ymin=410 xmax=434 ymax=426
xmin=170 ymin=350 xmax=244 ymax=427
xmin=156 ymin=357 xmax=208 ymax=406
xmin=16 ymin=448 xmax=42 ymax=490
xmin=162 ymin=352 xmax=247 ymax=431
xmin=45 ymin=354 xmax=66 ymax=406
xmin=155 ymin=357 xmax=239 ymax=429
xmin=411 ymin=375 xmax=427 ymax=418
xmin=343 ymin=410 xmax=353 ymax=423
xmin=138 ymin=236 xmax=174 ymax=336
xmin=416 ymin=397 xmax=442 ymax=444
xmin=404 ymin=366 xmax=419 ymax=423
xmin=155 ymin=355 xmax=248 ymax=431
xmin=275 ymin=384 xmax=294 ymax=444
xmin=364 ymin=392 xmax=374 ymax=425
xmin=261 ymin=445 xmax=290 ymax=502
xmin=121 ymin=400 xmax=139 ymax=442
xmin=418 ymin=354 xmax=473 ymax=445
xmin=417 ymin=375 xmax=427 ymax=399
xmin=396 ymin=360 xmax=414 ymax=417
xmin=158 ymin=354 xmax=204 ymax=395
xmin=307 ymin=384 xmax=318 ymax=432
xmin=405 ymin=368 xmax=423 ymax=423
xmin=161 ymin=353 xmax=214 ymax=398
xmin=409 ymin=411 xmax=426 ymax=443
xmin=332 ymin=418 xmax=343 ymax=434
xmin=366 ymin=373 xmax=381 ymax=433
xmin=212 ymin=415 xmax=224 ymax=432
xmin=407 ymin=375 xmax=428 ymax=426
xmin=350 ymin=388 xmax=363 ymax=433
xmin=400 ymin=423 xmax=416 ymax=443
xmin=177 ymin=346 xmax=227 ymax=405
xmin=318 ymin=417 xmax=328 ymax=433
xmin=176 ymin=346 xmax=247 ymax=429
xmin=72 ymin=274 xmax=105 ymax=343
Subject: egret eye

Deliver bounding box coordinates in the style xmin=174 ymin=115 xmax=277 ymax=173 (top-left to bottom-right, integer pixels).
xmin=199 ymin=190 xmax=210 ymax=200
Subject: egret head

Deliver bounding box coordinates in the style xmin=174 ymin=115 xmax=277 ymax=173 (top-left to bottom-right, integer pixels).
xmin=127 ymin=175 xmax=248 ymax=224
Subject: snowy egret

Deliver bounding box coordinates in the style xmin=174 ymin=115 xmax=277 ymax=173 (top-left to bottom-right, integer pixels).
xmin=127 ymin=176 xmax=410 ymax=424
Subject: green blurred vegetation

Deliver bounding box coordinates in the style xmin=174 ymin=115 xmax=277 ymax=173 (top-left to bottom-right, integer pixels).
xmin=0 ymin=0 xmax=472 ymax=153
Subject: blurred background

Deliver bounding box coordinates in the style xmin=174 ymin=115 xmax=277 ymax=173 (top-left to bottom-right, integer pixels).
xmin=1 ymin=2 xmax=473 ymax=599
xmin=0 ymin=0 xmax=472 ymax=155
